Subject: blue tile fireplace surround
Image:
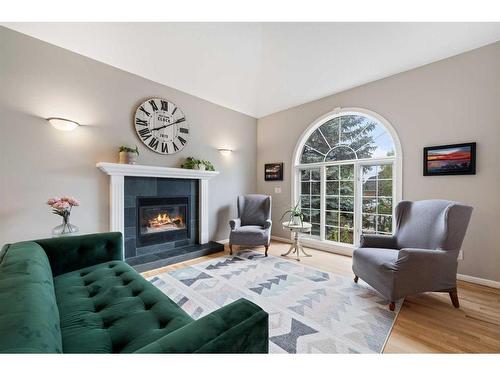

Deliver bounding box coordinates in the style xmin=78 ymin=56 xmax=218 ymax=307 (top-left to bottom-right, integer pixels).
xmin=123 ymin=176 xmax=223 ymax=272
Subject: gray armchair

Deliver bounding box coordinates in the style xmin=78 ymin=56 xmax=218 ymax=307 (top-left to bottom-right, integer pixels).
xmin=353 ymin=199 xmax=473 ymax=311
xmin=229 ymin=195 xmax=272 ymax=256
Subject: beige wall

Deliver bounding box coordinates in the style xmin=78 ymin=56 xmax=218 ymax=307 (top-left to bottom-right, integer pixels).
xmin=0 ymin=27 xmax=257 ymax=243
xmin=257 ymin=42 xmax=500 ymax=281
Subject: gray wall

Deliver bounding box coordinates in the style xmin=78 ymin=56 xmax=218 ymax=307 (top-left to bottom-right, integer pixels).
xmin=257 ymin=42 xmax=500 ymax=281
xmin=0 ymin=27 xmax=257 ymax=243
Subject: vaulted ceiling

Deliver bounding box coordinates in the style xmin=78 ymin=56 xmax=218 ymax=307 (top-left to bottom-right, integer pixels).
xmin=4 ymin=23 xmax=500 ymax=118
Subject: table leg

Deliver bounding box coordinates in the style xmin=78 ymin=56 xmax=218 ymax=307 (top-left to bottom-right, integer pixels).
xmin=281 ymin=242 xmax=295 ymax=257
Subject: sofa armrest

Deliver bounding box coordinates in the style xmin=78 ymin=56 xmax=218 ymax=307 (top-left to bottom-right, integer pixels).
xmin=360 ymin=234 xmax=397 ymax=249
xmin=229 ymin=218 xmax=241 ymax=230
xmin=134 ymin=298 xmax=269 ymax=353
xmin=35 ymin=232 xmax=123 ymax=277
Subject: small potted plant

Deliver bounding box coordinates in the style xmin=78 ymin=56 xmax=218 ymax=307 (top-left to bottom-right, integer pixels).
xmin=119 ymin=145 xmax=139 ymax=164
xmin=280 ymin=200 xmax=304 ymax=226
xmin=181 ymin=157 xmax=216 ymax=171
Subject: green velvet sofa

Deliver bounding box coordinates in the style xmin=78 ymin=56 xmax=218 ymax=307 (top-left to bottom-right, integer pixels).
xmin=0 ymin=232 xmax=269 ymax=353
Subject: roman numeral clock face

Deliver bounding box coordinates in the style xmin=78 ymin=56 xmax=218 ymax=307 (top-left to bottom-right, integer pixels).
xmin=134 ymin=98 xmax=189 ymax=154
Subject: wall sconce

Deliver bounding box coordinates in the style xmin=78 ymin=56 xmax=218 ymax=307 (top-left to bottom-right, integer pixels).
xmin=218 ymin=148 xmax=233 ymax=156
xmin=47 ymin=117 xmax=80 ymax=131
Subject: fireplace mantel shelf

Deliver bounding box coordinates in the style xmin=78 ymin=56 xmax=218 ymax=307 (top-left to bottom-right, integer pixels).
xmin=97 ymin=162 xmax=219 ymax=180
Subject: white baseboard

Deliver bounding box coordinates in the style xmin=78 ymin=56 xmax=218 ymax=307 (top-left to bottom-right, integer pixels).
xmin=271 ymin=235 xmax=292 ymax=243
xmin=215 ymin=238 xmax=229 ymax=244
xmin=457 ymin=274 xmax=500 ymax=289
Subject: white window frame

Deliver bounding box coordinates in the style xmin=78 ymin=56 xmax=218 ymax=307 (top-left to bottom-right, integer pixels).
xmin=291 ymin=107 xmax=403 ymax=256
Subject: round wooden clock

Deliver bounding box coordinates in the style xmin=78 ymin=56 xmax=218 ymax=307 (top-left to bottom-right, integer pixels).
xmin=134 ymin=98 xmax=189 ymax=154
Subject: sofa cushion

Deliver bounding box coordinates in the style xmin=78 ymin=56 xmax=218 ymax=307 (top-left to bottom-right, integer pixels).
xmin=53 ymin=260 xmax=193 ymax=353
xmin=0 ymin=242 xmax=63 ymax=353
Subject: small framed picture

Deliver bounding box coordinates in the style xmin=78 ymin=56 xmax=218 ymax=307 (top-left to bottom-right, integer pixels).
xmin=265 ymin=163 xmax=284 ymax=181
xmin=423 ymin=142 xmax=476 ymax=176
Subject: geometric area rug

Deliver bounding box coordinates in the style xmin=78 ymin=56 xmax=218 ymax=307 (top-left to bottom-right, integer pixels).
xmin=147 ymin=250 xmax=403 ymax=353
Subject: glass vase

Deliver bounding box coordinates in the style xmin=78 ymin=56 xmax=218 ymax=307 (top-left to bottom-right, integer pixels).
xmin=52 ymin=215 xmax=79 ymax=236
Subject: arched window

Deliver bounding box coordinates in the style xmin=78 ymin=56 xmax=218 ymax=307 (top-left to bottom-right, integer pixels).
xmin=292 ymin=108 xmax=402 ymax=251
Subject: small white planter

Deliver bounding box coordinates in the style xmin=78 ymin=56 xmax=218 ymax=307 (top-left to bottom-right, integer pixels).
xmin=119 ymin=151 xmax=138 ymax=164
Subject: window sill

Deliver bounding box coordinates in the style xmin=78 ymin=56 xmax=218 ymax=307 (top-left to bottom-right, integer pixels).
xmin=300 ymin=237 xmax=354 ymax=257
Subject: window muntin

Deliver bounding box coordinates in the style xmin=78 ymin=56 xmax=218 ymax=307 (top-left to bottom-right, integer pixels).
xmin=295 ymin=111 xmax=398 ymax=247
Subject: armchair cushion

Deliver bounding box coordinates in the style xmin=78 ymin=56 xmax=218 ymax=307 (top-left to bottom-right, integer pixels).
xmin=230 ymin=226 xmax=270 ymax=246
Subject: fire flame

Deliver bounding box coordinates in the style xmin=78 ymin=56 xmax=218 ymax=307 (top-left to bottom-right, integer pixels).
xmin=148 ymin=212 xmax=183 ymax=228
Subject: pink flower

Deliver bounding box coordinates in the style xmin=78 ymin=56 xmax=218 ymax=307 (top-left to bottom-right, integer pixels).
xmin=47 ymin=197 xmax=60 ymax=206
xmin=52 ymin=201 xmax=70 ymax=210
xmin=68 ymin=198 xmax=80 ymax=206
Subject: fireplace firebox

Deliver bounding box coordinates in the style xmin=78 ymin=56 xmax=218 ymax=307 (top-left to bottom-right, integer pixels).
xmin=136 ymin=196 xmax=190 ymax=247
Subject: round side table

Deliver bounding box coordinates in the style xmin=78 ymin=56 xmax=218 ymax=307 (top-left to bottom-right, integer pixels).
xmin=281 ymin=221 xmax=312 ymax=261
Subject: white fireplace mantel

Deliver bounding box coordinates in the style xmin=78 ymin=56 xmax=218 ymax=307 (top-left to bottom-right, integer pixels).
xmin=96 ymin=162 xmax=219 ymax=245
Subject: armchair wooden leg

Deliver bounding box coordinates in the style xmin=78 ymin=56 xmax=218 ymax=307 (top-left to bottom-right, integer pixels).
xmin=354 ymin=275 xmax=359 ymax=283
xmin=265 ymin=245 xmax=269 ymax=257
xmin=449 ymin=288 xmax=460 ymax=308
xmin=229 ymin=244 xmax=233 ymax=255
xmin=389 ymin=302 xmax=395 ymax=311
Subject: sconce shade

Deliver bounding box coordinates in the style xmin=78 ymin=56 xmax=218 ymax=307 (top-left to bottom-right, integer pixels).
xmin=218 ymin=148 xmax=233 ymax=156
xmin=47 ymin=117 xmax=80 ymax=131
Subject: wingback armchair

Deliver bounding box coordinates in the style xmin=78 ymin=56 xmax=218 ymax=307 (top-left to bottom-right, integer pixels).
xmin=229 ymin=195 xmax=272 ymax=256
xmin=352 ymin=199 xmax=473 ymax=311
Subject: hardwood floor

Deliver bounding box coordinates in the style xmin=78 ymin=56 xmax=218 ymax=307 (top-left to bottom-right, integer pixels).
xmin=142 ymin=240 xmax=500 ymax=353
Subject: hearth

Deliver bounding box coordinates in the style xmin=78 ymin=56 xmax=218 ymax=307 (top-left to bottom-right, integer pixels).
xmin=137 ymin=196 xmax=189 ymax=247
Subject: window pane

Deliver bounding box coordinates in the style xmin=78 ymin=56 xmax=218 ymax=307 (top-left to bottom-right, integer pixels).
xmin=340 ymin=164 xmax=354 ymax=180
xmin=301 ymin=181 xmax=310 ymax=194
xmin=326 ymin=181 xmax=339 ymax=195
xmin=305 ymin=129 xmax=330 ymax=155
xmin=310 ymin=209 xmax=320 ymax=224
xmin=378 ymin=180 xmax=392 ymax=197
xmin=362 ymin=198 xmax=377 ymax=213
xmin=378 ymin=197 xmax=392 ymax=215
xmin=311 ymin=182 xmax=321 ymax=195
xmin=319 ymin=118 xmax=340 ymax=144
xmin=339 ymin=197 xmax=354 ymax=212
xmin=326 ymin=165 xmax=339 ymax=180
xmin=339 ymin=212 xmax=354 ymax=228
xmin=363 ymin=180 xmax=376 ymax=196
xmin=339 ymin=227 xmax=354 ymax=244
xmin=302 ymin=210 xmax=311 ymax=222
xmin=301 ymin=146 xmax=324 ymax=164
xmin=325 ymin=146 xmax=356 ymax=161
xmin=311 ymin=224 xmax=320 ymax=236
xmin=340 ymin=181 xmax=354 ymax=196
xmin=311 ymin=169 xmax=321 ymax=181
xmin=326 ymin=226 xmax=339 ymax=242
xmin=300 ymin=195 xmax=310 ymax=208
xmin=301 ymin=169 xmax=311 ymax=181
xmin=377 ymin=215 xmax=392 ymax=233
xmin=378 ymin=164 xmax=392 ymax=179
xmin=325 ymin=196 xmax=339 ymax=210
xmin=311 ymin=196 xmax=320 ymax=209
xmin=362 ymin=214 xmax=376 ymax=232
xmin=325 ymin=211 xmax=339 ymax=226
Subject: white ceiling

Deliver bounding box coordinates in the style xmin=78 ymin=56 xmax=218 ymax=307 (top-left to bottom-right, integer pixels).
xmin=4 ymin=23 xmax=500 ymax=118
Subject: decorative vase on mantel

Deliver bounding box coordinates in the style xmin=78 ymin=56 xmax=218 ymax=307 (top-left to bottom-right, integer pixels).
xmin=47 ymin=196 xmax=80 ymax=237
